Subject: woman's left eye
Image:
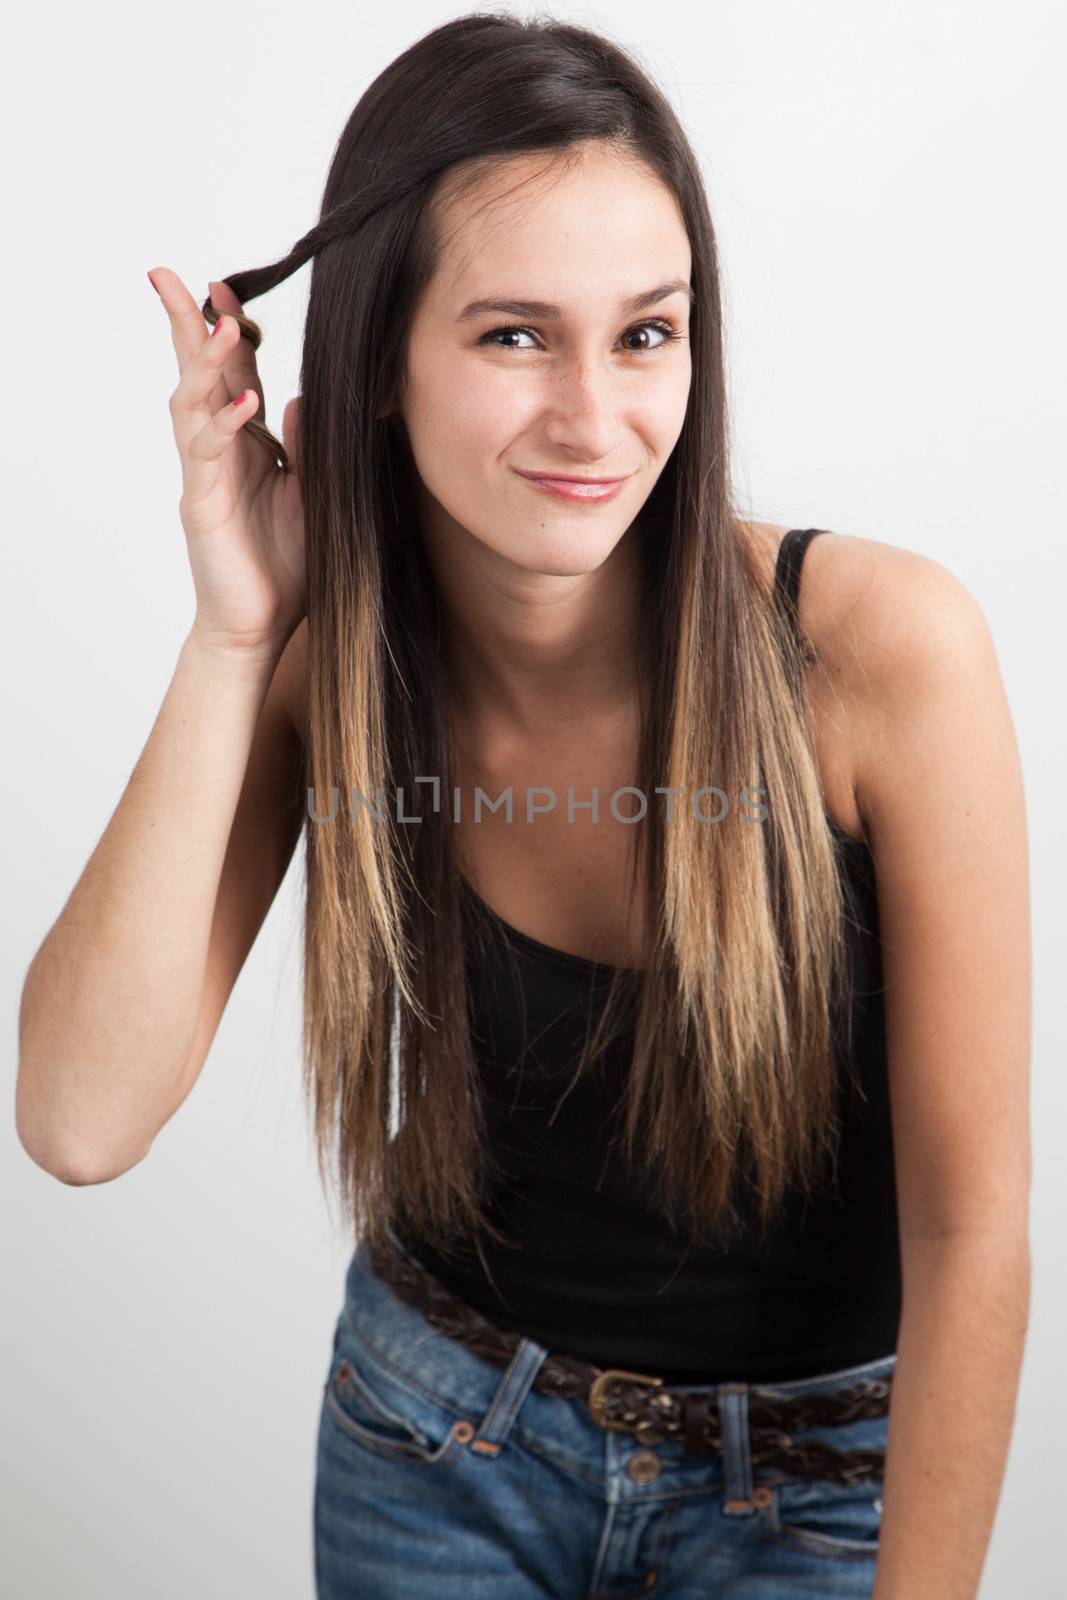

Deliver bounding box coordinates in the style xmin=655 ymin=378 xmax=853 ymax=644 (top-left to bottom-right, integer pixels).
xmin=478 ymin=318 xmax=682 ymax=353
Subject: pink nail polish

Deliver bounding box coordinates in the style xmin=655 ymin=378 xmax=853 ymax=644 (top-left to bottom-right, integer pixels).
xmin=147 ymin=271 xmax=160 ymax=295
xmin=211 ymin=317 xmax=225 ymax=338
xmin=232 ymin=390 xmax=248 ymax=407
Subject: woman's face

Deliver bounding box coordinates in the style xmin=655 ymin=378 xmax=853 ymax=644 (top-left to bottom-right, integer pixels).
xmin=394 ymin=143 xmax=693 ymax=579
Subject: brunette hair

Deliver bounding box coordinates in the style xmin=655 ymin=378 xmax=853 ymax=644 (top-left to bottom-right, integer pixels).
xmin=203 ymin=10 xmax=855 ymax=1269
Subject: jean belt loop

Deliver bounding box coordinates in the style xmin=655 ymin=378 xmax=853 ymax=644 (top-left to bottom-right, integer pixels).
xmin=467 ymin=1335 xmax=549 ymax=1458
xmin=717 ymin=1382 xmax=756 ymax=1513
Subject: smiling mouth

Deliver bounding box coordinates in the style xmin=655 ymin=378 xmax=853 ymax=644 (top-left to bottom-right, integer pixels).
xmin=516 ymin=470 xmax=633 ymax=484
xmin=515 ymin=471 xmax=632 ymax=503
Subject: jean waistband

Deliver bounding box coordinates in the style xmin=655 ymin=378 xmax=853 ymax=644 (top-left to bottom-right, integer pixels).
xmin=340 ymin=1228 xmax=894 ymax=1489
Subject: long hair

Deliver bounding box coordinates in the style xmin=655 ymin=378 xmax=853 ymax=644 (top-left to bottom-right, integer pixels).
xmin=203 ymin=10 xmax=855 ymax=1269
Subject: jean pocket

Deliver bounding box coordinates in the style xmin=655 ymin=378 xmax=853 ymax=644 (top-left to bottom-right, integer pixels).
xmin=323 ymin=1319 xmax=470 ymax=1469
xmin=760 ymin=1476 xmax=885 ymax=1562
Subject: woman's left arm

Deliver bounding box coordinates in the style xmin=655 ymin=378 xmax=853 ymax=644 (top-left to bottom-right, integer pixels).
xmin=847 ymin=544 xmax=1032 ymax=1599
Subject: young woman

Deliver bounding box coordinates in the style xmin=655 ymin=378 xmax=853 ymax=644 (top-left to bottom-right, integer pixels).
xmin=17 ymin=13 xmax=1030 ymax=1599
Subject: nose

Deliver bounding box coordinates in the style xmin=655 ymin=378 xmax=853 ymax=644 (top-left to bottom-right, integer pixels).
xmin=540 ymin=357 xmax=626 ymax=461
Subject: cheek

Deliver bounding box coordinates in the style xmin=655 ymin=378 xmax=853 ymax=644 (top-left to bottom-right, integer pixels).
xmin=641 ymin=359 xmax=692 ymax=444
xmin=413 ymin=366 xmax=533 ymax=470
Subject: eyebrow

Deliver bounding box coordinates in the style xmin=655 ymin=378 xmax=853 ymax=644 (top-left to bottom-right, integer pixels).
xmin=456 ymin=279 xmax=695 ymax=322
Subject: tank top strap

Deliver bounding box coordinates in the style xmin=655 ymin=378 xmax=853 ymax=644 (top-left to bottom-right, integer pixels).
xmin=773 ymin=527 xmax=831 ymax=649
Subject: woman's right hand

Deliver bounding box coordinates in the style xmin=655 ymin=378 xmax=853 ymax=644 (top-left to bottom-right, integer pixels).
xmin=149 ymin=266 xmax=307 ymax=660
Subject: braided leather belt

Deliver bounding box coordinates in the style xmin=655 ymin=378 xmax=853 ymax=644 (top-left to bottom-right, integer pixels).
xmin=366 ymin=1238 xmax=892 ymax=1486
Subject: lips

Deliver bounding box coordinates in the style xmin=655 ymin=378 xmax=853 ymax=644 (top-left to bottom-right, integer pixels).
xmin=516 ymin=471 xmax=631 ymax=485
xmin=515 ymin=468 xmax=633 ymax=504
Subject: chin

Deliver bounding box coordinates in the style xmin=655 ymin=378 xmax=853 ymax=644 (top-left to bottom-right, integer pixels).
xmin=503 ymin=541 xmax=621 ymax=577
xmin=485 ymin=522 xmax=627 ymax=575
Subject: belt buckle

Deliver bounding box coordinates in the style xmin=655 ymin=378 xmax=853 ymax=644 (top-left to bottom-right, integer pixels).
xmin=588 ymin=1367 xmax=665 ymax=1431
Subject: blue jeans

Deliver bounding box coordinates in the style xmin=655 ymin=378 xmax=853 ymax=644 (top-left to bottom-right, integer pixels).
xmin=314 ymin=1230 xmax=895 ymax=1598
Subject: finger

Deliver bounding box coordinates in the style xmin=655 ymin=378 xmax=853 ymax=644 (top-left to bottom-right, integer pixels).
xmin=206 ymin=278 xmax=266 ymax=414
xmin=150 ymin=263 xmax=236 ymax=436
xmin=187 ymin=387 xmax=261 ymax=471
xmin=148 ymin=265 xmax=215 ymax=378
xmin=170 ymin=310 xmax=247 ymax=455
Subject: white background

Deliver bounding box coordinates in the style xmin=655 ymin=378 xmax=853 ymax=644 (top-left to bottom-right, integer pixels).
xmin=3 ymin=2 xmax=1062 ymax=1594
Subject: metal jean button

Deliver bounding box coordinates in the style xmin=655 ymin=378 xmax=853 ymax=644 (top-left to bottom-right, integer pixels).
xmin=627 ymin=1450 xmax=663 ymax=1484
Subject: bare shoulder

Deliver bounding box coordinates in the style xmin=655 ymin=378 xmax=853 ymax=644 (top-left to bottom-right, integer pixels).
xmin=805 ymin=529 xmax=984 ymax=693
xmin=808 ymin=534 xmax=1004 ymax=851
xmin=738 ymin=519 xmax=992 ymax=836
xmin=739 ymin=517 xmax=983 ymax=682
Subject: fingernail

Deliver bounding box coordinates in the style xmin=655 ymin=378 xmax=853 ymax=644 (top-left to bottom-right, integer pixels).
xmin=232 ymin=390 xmax=249 ymax=407
xmin=211 ymin=316 xmax=225 ymax=338
xmin=147 ymin=271 xmax=160 ymax=295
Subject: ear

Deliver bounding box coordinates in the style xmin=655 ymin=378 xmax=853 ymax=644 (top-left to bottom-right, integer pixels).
xmin=281 ymin=394 xmax=303 ymax=475
xmin=375 ymin=364 xmax=407 ymax=422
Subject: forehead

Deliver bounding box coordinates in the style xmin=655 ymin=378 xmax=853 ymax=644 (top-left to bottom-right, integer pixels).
xmin=425 ymin=145 xmax=691 ymax=312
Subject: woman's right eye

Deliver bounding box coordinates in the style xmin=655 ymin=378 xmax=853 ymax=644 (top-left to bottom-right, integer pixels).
xmin=478 ymin=324 xmax=538 ymax=350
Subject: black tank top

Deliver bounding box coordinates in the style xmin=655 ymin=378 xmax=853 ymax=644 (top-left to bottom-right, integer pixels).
xmin=398 ymin=529 xmax=902 ymax=1383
